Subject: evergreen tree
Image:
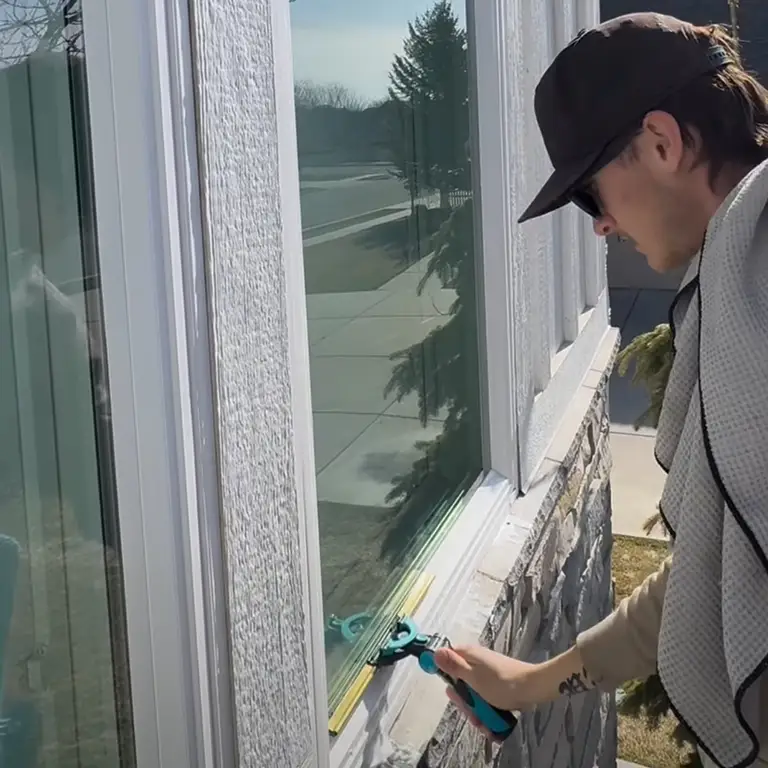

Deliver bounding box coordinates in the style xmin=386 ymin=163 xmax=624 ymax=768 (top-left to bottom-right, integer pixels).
xmin=388 ymin=1 xmax=471 ymax=207
xmin=380 ymin=198 xmax=482 ymax=559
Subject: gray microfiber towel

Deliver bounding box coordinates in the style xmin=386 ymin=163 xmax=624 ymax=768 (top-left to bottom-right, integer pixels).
xmin=656 ymin=157 xmax=768 ymax=768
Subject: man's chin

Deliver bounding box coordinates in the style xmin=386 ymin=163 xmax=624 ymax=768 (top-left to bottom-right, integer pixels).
xmin=644 ymin=250 xmax=694 ymax=274
xmin=644 ymin=255 xmax=668 ymax=273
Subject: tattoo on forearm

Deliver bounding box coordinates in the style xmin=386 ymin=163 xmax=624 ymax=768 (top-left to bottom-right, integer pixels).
xmin=558 ymin=667 xmax=597 ymax=697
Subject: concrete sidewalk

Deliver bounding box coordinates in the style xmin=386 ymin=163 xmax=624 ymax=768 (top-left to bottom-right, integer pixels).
xmin=609 ymin=287 xmax=673 ymax=541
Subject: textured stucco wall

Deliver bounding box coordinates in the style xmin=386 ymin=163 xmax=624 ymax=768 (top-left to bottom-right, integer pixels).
xmin=188 ymin=1 xmax=314 ymax=766
xmin=375 ymin=339 xmax=617 ymax=768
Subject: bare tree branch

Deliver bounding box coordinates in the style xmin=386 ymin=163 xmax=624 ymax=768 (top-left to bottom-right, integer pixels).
xmin=0 ymin=0 xmax=83 ymax=66
xmin=294 ymin=79 xmax=367 ymax=111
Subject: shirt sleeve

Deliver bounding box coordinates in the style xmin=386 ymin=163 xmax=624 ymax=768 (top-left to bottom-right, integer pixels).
xmin=576 ymin=555 xmax=672 ymax=689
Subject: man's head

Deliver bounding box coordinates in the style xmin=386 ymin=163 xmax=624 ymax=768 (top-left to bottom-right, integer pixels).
xmin=520 ymin=13 xmax=768 ymax=273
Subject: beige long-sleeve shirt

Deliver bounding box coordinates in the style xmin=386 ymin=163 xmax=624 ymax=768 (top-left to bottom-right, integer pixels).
xmin=576 ymin=557 xmax=768 ymax=766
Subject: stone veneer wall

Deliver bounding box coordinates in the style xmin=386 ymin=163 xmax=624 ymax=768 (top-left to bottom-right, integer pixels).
xmin=404 ymin=369 xmax=616 ymax=768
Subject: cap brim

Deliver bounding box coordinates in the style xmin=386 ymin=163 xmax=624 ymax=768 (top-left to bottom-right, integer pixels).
xmin=517 ymin=145 xmax=603 ymax=224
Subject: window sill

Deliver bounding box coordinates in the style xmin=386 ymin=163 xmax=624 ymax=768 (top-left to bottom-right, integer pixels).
xmin=329 ymin=328 xmax=619 ymax=768
xmin=550 ymin=304 xmax=596 ymax=378
xmin=522 ymin=289 xmax=611 ymax=487
xmin=329 ymin=469 xmax=515 ymax=767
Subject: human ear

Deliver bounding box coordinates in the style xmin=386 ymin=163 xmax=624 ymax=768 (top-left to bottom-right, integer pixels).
xmin=642 ymin=111 xmax=685 ymax=169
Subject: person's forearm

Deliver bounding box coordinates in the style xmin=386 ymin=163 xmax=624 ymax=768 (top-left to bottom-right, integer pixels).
xmin=522 ymin=646 xmax=599 ymax=705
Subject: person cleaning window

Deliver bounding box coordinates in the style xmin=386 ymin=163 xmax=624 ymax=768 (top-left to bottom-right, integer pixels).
xmin=436 ymin=13 xmax=768 ymax=768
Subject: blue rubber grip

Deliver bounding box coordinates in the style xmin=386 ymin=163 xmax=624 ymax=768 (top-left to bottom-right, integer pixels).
xmin=453 ymin=679 xmax=517 ymax=739
xmin=418 ymin=650 xmax=516 ymax=740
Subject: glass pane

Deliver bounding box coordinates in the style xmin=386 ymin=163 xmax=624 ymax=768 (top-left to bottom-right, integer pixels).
xmin=290 ymin=0 xmax=483 ymax=710
xmin=0 ymin=4 xmax=135 ymax=766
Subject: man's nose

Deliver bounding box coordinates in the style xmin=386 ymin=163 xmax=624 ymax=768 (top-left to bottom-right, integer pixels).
xmin=592 ymin=215 xmax=615 ymax=238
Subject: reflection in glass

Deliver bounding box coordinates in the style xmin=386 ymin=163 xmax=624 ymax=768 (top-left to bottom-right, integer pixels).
xmin=290 ymin=0 xmax=483 ymax=708
xmin=0 ymin=3 xmax=134 ymax=766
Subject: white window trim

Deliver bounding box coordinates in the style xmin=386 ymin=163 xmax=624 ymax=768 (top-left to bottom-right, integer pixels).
xmin=83 ymin=0 xmax=230 ymax=763
xmin=268 ymin=0 xmax=609 ymax=761
xmin=577 ymin=0 xmax=604 ymax=308
xmin=272 ymin=0 xmax=332 ymax=764
xmin=551 ymin=0 xmax=586 ymax=339
xmin=507 ymin=0 xmax=608 ymax=489
xmin=521 ymin=290 xmax=609 ymax=487
xmin=469 ymin=0 xmax=520 ymax=485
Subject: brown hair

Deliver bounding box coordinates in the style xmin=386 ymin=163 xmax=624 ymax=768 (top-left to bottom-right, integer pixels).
xmin=655 ymin=24 xmax=768 ymax=184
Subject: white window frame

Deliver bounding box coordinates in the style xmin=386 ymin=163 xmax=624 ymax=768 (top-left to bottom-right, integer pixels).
xmin=271 ymin=0 xmax=522 ymax=761
xmin=577 ymin=0 xmax=606 ymax=308
xmin=268 ymin=0 xmax=608 ymax=766
xmin=550 ymin=0 xmax=585 ymax=342
xmin=81 ymin=0 xmax=233 ymax=764
xmin=267 ymin=0 xmax=525 ymax=763
xmin=510 ymin=0 xmax=610 ymax=487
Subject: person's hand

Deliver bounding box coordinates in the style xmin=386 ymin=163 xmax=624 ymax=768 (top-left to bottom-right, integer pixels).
xmin=434 ymin=644 xmax=590 ymax=738
xmin=434 ymin=645 xmax=538 ymax=716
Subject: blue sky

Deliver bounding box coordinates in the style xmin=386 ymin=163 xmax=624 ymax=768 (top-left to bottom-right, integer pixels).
xmin=290 ymin=0 xmax=467 ymax=103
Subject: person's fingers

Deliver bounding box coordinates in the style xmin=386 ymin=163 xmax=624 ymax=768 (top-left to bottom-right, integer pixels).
xmin=446 ymin=688 xmax=482 ymax=728
xmin=445 ymin=686 xmax=466 ymax=710
xmin=451 ymin=644 xmax=497 ymax=666
xmin=435 ymin=647 xmax=473 ymax=680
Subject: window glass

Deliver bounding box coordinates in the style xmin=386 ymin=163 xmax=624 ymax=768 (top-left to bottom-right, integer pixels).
xmin=289 ymin=0 xmax=483 ymax=711
xmin=0 ymin=3 xmax=135 ymax=765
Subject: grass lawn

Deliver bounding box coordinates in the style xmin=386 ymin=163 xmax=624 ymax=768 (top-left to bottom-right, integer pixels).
xmin=613 ymin=535 xmax=698 ymax=768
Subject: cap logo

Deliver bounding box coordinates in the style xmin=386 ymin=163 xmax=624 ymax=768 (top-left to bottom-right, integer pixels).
xmin=707 ymin=45 xmax=729 ymax=69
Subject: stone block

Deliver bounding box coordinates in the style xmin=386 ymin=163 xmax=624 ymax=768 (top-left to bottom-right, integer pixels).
xmin=444 ymin=722 xmax=488 ymax=768
xmin=495 ymin=723 xmax=525 ymax=768
xmin=526 ymin=521 xmax=560 ymax=607
xmin=492 ymin=605 xmax=513 ymax=656
xmin=597 ymin=694 xmax=618 ymax=768
xmin=529 ymin=699 xmax=568 ymax=767
xmin=511 ymin=595 xmax=542 ymax=660
xmin=571 ymin=691 xmax=602 ymax=768
xmin=549 ymin=725 xmax=573 ymax=768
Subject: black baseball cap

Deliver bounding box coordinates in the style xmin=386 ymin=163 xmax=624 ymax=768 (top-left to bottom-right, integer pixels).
xmin=518 ymin=12 xmax=732 ymax=224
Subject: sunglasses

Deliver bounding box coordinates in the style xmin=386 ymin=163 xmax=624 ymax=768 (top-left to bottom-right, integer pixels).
xmin=566 ymin=124 xmax=643 ymax=220
xmin=569 ymin=187 xmax=601 ymax=219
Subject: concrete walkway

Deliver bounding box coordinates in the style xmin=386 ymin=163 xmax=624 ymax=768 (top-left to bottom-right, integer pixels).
xmin=609 ymin=287 xmax=674 ymax=541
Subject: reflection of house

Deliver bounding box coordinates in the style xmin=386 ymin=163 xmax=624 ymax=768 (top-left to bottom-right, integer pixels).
xmin=0 ymin=1 xmax=618 ymax=768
